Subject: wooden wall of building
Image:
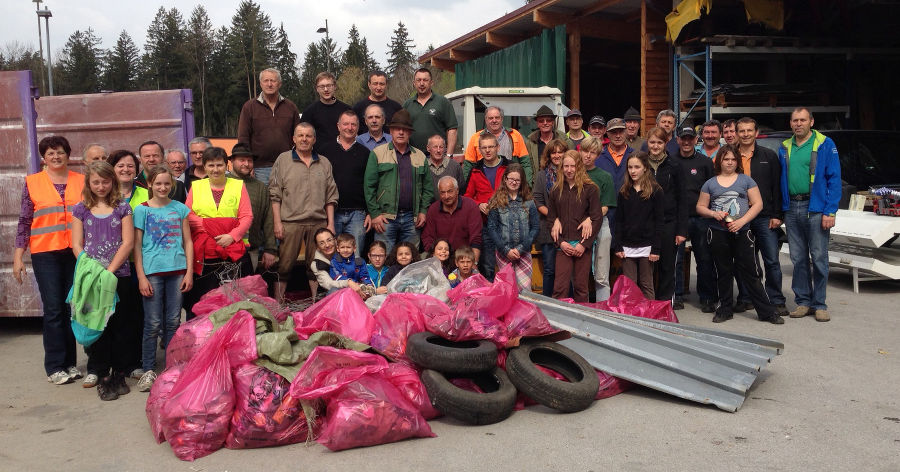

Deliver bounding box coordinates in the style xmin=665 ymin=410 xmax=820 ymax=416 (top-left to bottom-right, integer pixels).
xmin=641 ymin=0 xmax=669 ymax=129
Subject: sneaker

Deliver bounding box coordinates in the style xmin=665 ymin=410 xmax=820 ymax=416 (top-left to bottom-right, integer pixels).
xmin=137 ymin=370 xmax=157 ymax=392
xmin=66 ymin=366 xmax=83 ymax=380
xmin=82 ymin=373 xmax=99 ymax=388
xmin=701 ymin=302 xmax=717 ymax=313
xmin=732 ymin=301 xmax=753 ymax=313
xmin=129 ymin=368 xmax=146 ymax=380
xmin=789 ymin=306 xmax=811 ymax=318
xmin=775 ymin=304 xmax=790 ymax=317
xmin=712 ymin=313 xmax=733 ymax=323
xmin=47 ymin=371 xmax=72 ymax=385
xmin=112 ymin=372 xmax=130 ymax=396
xmin=814 ymin=309 xmax=831 ymax=322
xmin=97 ymin=377 xmax=119 ymax=401
xmin=672 ymin=300 xmax=685 ymax=310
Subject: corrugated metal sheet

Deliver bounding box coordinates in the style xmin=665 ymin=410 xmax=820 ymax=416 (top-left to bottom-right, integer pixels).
xmin=520 ymin=292 xmax=783 ymax=412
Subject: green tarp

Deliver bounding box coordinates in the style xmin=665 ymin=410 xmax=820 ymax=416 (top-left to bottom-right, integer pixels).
xmin=455 ymin=25 xmax=566 ymax=93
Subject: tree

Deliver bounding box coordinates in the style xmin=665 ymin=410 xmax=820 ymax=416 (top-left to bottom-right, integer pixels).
xmin=206 ymin=26 xmax=242 ymax=136
xmin=102 ymin=31 xmax=140 ymax=92
xmin=57 ymin=28 xmax=103 ymax=94
xmin=228 ymin=0 xmax=276 ymax=100
xmin=185 ymin=6 xmax=217 ymax=135
xmin=297 ymin=41 xmax=326 ymax=108
xmin=272 ymin=23 xmax=301 ymax=102
xmin=385 ymin=21 xmax=416 ymax=77
xmin=143 ymin=7 xmax=190 ymax=90
xmin=1 ymin=42 xmax=46 ymax=94
xmin=341 ymin=25 xmax=378 ymax=74
xmin=335 ymin=66 xmax=367 ymax=105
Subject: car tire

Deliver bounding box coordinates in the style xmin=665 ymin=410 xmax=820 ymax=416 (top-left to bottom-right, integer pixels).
xmin=506 ymin=341 xmax=600 ymax=413
xmin=406 ymin=332 xmax=497 ymax=374
xmin=420 ymin=368 xmax=517 ymax=425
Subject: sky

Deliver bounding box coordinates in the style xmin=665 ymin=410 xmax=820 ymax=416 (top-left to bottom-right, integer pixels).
xmin=3 ymin=0 xmax=523 ymax=66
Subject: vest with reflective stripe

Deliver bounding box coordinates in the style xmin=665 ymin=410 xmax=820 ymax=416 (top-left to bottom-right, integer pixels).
xmin=782 ymin=129 xmax=827 ymax=187
xmin=26 ymin=170 xmax=84 ymax=254
xmin=190 ymin=178 xmax=248 ymax=244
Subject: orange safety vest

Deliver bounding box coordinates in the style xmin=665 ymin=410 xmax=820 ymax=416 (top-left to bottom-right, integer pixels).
xmin=25 ymin=170 xmax=84 ymax=254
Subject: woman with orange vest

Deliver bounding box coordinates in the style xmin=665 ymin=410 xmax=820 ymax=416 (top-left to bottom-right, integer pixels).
xmin=182 ymin=147 xmax=253 ymax=319
xmin=13 ymin=136 xmax=86 ymax=385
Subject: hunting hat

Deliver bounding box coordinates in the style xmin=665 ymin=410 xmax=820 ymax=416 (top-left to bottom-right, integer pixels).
xmin=534 ymin=105 xmax=555 ymax=118
xmin=388 ymin=109 xmax=415 ymax=131
xmin=623 ymin=106 xmax=641 ymax=121
xmin=229 ymin=142 xmax=255 ymax=160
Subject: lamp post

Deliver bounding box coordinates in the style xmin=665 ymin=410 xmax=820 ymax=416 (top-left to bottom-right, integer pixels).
xmin=316 ymin=19 xmax=330 ymax=73
xmin=33 ymin=0 xmax=46 ymax=94
xmin=36 ymin=6 xmax=53 ymax=96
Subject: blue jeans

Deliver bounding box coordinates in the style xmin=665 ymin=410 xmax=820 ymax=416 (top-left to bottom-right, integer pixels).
xmin=253 ymin=166 xmax=272 ymax=186
xmin=738 ymin=216 xmax=786 ymax=305
xmin=31 ymin=249 xmax=77 ymax=375
xmin=541 ymin=243 xmax=557 ymax=297
xmin=374 ymin=210 xmax=419 ymax=255
xmin=334 ymin=209 xmax=367 ymax=257
xmin=784 ymin=200 xmax=830 ymax=310
xmin=675 ymin=217 xmax=717 ymax=303
xmin=141 ymin=274 xmax=184 ymax=371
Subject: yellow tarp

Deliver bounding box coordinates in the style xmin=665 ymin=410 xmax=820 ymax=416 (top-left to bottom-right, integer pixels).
xmin=665 ymin=0 xmax=713 ymax=42
xmin=745 ymin=0 xmax=784 ymax=31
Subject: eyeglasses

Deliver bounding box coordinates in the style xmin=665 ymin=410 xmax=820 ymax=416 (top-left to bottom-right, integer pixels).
xmin=479 ymin=145 xmax=498 ymax=151
xmin=506 ymin=177 xmax=521 ymax=183
xmin=369 ymin=253 xmax=385 ymax=258
xmin=536 ymin=117 xmax=554 ymax=124
xmin=317 ymin=237 xmax=334 ymax=245
xmin=317 ymin=84 xmax=335 ymax=90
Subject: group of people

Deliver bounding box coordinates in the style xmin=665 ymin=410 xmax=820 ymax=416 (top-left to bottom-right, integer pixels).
xmin=13 ymin=63 xmax=841 ymax=400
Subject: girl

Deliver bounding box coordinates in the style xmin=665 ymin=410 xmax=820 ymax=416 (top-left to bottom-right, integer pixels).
xmin=432 ymin=238 xmax=454 ymax=276
xmin=381 ymin=241 xmax=421 ymax=285
xmin=133 ymin=166 xmax=194 ymax=392
xmin=646 ymin=127 xmax=688 ymax=304
xmin=310 ymin=228 xmax=362 ymax=297
xmin=548 ymin=151 xmax=603 ymax=302
xmin=70 ymin=161 xmax=134 ymax=401
xmin=532 ymin=139 xmax=569 ymax=296
xmin=613 ymin=152 xmax=664 ymax=300
xmin=487 ymin=164 xmax=540 ymax=292
xmin=366 ymin=241 xmax=390 ymax=295
xmin=696 ymin=145 xmax=783 ymax=325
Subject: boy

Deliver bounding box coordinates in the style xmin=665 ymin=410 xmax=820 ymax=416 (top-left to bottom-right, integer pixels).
xmin=329 ymin=233 xmax=373 ymax=285
xmin=448 ymin=246 xmax=480 ymax=288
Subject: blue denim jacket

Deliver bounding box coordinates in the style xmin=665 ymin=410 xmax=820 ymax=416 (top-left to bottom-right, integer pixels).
xmin=487 ymin=196 xmax=540 ymax=256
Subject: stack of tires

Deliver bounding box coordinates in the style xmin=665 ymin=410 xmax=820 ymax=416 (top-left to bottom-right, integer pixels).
xmin=407 ymin=332 xmax=600 ymax=425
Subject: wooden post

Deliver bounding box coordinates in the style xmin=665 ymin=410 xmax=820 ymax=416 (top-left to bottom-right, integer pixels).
xmin=641 ymin=0 xmax=669 ymax=128
xmin=568 ymin=23 xmax=581 ymax=110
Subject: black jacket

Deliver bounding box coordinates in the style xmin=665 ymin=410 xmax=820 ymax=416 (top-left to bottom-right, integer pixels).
xmin=745 ymin=144 xmax=783 ymax=220
xmin=613 ymin=186 xmax=665 ymax=255
xmin=675 ymin=151 xmax=714 ymax=217
xmin=650 ymin=155 xmax=688 ymax=237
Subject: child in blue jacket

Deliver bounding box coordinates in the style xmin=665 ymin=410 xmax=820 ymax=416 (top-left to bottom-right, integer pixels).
xmin=329 ymin=233 xmax=372 ymax=285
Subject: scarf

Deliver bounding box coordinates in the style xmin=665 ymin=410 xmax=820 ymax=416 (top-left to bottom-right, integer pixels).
xmin=648 ymin=152 xmax=666 ymax=172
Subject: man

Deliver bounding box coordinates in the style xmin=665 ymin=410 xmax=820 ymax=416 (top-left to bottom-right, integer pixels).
xmin=587 ymin=115 xmax=608 ymax=145
xmin=364 ymin=109 xmax=434 ymax=254
xmin=165 ymin=149 xmax=188 ymax=182
xmin=465 ymin=133 xmax=509 ymax=280
xmin=778 ymin=108 xmax=840 ymax=322
xmin=722 ymin=119 xmax=737 ymax=146
xmin=82 ymin=143 xmax=107 ymax=162
xmin=318 ymin=110 xmax=371 ymax=256
xmin=301 ymin=71 xmax=351 ymax=154
xmin=697 ymin=119 xmax=723 ymax=159
xmin=269 ymin=123 xmax=339 ymax=300
xmin=228 ymin=143 xmax=277 ymax=272
xmin=427 ymin=134 xmax=463 ymax=197
xmin=421 ymin=176 xmax=483 ymax=257
xmin=730 ymin=117 xmax=788 ymax=316
xmin=462 ymin=106 xmax=532 ymax=186
xmin=564 ymin=109 xmax=589 ymax=149
xmin=237 ymin=68 xmax=301 ymax=186
xmin=641 ymin=109 xmax=680 ymax=157
xmin=356 ymin=104 xmax=392 ymax=151
xmin=525 ymin=105 xmax=567 ymax=184
xmin=352 ymin=70 xmax=402 ymax=134
xmin=183 ymin=137 xmax=212 ymax=188
xmin=403 ymin=67 xmax=458 ymax=153
xmin=623 ymin=106 xmax=645 ymax=150
xmin=594 ymin=118 xmax=633 ymax=235
xmin=671 ymin=126 xmax=715 ymax=312
xmin=136 ymin=140 xmax=186 ymax=203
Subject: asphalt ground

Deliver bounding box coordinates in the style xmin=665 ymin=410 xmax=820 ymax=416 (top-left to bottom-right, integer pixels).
xmin=1 ymin=254 xmax=898 ymax=472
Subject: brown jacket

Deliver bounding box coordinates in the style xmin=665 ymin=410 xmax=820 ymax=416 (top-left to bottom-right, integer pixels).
xmin=547 ymin=181 xmax=603 ymax=245
xmin=237 ymin=94 xmax=301 ymax=168
xmin=269 ymin=150 xmax=339 ymax=223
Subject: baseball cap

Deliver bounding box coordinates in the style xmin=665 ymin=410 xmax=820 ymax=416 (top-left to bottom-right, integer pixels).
xmin=565 ymin=109 xmax=582 ymax=118
xmin=589 ymin=115 xmax=606 ymax=126
xmin=678 ymin=126 xmax=697 ymax=138
xmin=606 ymin=118 xmax=626 ymax=131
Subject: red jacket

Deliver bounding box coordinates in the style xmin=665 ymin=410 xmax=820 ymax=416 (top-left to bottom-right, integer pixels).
xmin=464 ymin=157 xmax=509 ymax=206
xmin=192 ymin=217 xmax=246 ymax=274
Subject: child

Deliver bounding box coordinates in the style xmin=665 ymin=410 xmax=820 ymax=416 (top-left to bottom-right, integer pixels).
xmin=486 ymin=164 xmax=540 ymax=292
xmin=329 ymin=233 xmax=372 ymax=285
xmin=612 ymin=152 xmax=664 ymax=300
xmin=381 ymin=241 xmax=421 ymax=285
xmin=70 ymin=161 xmax=134 ymax=401
xmin=433 ymin=239 xmax=454 ymax=276
xmin=366 ymin=241 xmax=390 ymax=294
xmin=448 ymin=246 xmax=480 ymax=288
xmin=133 ymin=166 xmax=194 ymax=392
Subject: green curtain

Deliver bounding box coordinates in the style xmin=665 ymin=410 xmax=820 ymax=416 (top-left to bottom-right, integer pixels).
xmin=455 ymin=25 xmax=566 ymax=94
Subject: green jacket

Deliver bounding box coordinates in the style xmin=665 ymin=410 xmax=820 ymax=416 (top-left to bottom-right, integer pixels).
xmin=525 ymin=129 xmax=570 ymax=185
xmin=364 ymin=142 xmax=435 ymax=218
xmin=232 ymin=173 xmax=277 ymax=255
xmin=67 ymin=252 xmax=119 ymax=347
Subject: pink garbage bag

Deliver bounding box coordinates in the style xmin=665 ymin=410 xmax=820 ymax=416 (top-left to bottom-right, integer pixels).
xmin=370 ymin=293 xmax=446 ymax=362
xmin=225 ymin=364 xmax=313 ymax=449
xmin=293 ymin=288 xmax=375 ymax=343
xmin=165 ymin=316 xmax=215 ymax=369
xmin=580 ymin=275 xmax=678 ymax=323
xmin=428 ymin=265 xmax=518 ymax=344
xmin=146 ymin=365 xmax=182 ymax=443
xmin=316 ymin=374 xmax=435 ymax=451
xmin=159 ymin=311 xmax=258 ymax=461
xmin=289 ymin=346 xmax=388 ymax=400
xmin=502 ymin=299 xmax=559 ymax=346
xmin=192 ymin=275 xmax=270 ymax=318
xmin=383 ymin=363 xmax=441 ymax=420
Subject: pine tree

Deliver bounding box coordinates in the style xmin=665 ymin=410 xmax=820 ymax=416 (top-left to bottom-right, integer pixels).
xmin=143 ymin=7 xmax=190 ymax=90
xmin=272 ymin=23 xmax=301 ymax=102
xmin=206 ymin=26 xmax=242 ymax=136
xmin=228 ymin=0 xmax=276 ymax=99
xmin=58 ymin=28 xmax=103 ymax=94
xmin=297 ymin=41 xmax=325 ymax=108
xmin=341 ymin=25 xmax=378 ymax=73
xmin=102 ymin=31 xmax=140 ymax=92
xmin=385 ymin=21 xmax=416 ymax=77
xmin=1 ymin=42 xmax=46 ymax=94
xmin=186 ymin=6 xmax=217 ymax=135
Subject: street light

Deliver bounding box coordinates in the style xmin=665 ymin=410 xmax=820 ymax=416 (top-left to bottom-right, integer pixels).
xmin=36 ymin=6 xmax=53 ymax=96
xmin=33 ymin=0 xmax=46 ymax=94
xmin=316 ymin=19 xmax=330 ymax=73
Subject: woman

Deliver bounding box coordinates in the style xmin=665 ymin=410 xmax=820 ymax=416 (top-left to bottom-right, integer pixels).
xmin=108 ymin=150 xmax=148 ymax=210
xmin=487 ymin=164 xmax=540 ymax=292
xmin=310 ymin=227 xmax=363 ymax=297
xmin=696 ymin=144 xmax=783 ymax=325
xmin=532 ymin=139 xmax=569 ymax=296
xmin=13 ymin=136 xmax=85 ymax=385
xmin=548 ymin=150 xmax=604 ymax=302
xmin=183 ymin=147 xmax=253 ymax=318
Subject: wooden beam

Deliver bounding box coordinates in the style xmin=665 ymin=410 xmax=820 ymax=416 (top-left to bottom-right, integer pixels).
xmin=641 ymin=0 xmax=670 ymax=125
xmin=449 ymin=48 xmax=479 ymax=62
xmin=533 ymin=9 xmax=573 ymax=28
xmin=578 ymin=0 xmax=625 ymax=17
xmin=430 ymin=57 xmax=458 ymax=72
xmin=568 ymin=24 xmax=581 ymax=110
xmin=486 ymin=31 xmax=526 ymax=48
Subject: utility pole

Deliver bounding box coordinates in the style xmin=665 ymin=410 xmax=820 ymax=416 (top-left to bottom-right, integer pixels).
xmin=36 ymin=6 xmax=53 ymax=95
